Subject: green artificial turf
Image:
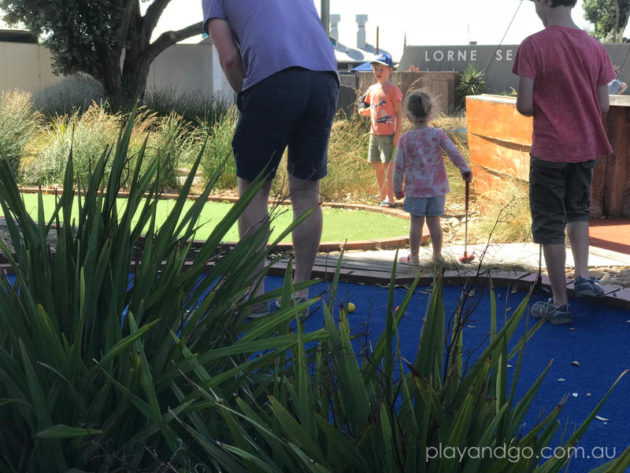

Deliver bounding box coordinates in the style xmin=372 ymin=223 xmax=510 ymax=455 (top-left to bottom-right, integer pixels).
xmin=7 ymin=194 xmax=410 ymax=243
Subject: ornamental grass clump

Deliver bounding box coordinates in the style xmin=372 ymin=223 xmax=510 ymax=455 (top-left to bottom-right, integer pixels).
xmin=0 ymin=90 xmax=42 ymax=178
xmin=20 ymin=104 xmax=128 ymax=186
xmin=199 ymin=105 xmax=239 ymax=191
xmin=0 ymin=109 xmax=326 ymax=472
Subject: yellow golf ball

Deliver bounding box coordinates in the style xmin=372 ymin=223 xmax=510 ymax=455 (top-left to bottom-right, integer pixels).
xmin=347 ymin=302 xmax=356 ymax=313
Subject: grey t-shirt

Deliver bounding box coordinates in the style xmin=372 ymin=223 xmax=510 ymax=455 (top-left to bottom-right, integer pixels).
xmin=203 ymin=0 xmax=338 ymax=91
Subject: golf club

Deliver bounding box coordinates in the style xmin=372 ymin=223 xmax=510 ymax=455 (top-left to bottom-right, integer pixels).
xmin=459 ymin=180 xmax=475 ymax=264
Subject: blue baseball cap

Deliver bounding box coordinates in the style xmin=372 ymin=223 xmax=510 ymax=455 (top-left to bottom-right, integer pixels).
xmin=371 ymin=52 xmax=393 ymax=68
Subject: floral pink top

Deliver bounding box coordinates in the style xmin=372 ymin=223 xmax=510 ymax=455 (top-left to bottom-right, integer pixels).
xmin=393 ymin=127 xmax=470 ymax=198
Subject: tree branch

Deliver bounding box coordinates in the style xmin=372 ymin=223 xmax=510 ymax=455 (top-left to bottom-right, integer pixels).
xmin=116 ymin=0 xmax=139 ymax=46
xmin=143 ymin=0 xmax=171 ymax=37
xmin=145 ymin=21 xmax=204 ymax=63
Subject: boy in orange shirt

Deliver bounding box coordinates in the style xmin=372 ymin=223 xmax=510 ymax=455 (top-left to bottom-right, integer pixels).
xmin=359 ymin=52 xmax=403 ymax=207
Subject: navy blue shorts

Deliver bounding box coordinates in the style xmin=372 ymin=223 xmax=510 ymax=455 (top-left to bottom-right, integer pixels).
xmin=233 ymin=67 xmax=339 ymax=182
xmin=529 ymin=156 xmax=596 ymax=244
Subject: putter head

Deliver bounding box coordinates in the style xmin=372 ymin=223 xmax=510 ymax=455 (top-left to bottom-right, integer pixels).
xmin=533 ymin=276 xmax=551 ymax=296
xmin=459 ymin=252 xmax=475 ymax=264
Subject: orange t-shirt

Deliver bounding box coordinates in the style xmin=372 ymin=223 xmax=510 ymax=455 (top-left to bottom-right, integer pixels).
xmin=365 ymin=82 xmax=403 ymax=135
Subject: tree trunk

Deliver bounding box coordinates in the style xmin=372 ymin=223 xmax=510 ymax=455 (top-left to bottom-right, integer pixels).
xmin=121 ymin=56 xmax=152 ymax=105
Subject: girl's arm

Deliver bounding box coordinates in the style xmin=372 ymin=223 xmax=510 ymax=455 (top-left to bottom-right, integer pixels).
xmin=441 ymin=131 xmax=472 ymax=181
xmin=393 ymin=138 xmax=405 ymax=198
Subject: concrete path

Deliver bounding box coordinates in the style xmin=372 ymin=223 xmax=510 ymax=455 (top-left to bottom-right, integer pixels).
xmin=371 ymin=242 xmax=630 ymax=271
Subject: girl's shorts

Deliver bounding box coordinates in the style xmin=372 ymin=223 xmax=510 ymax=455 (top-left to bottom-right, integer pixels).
xmin=403 ymin=195 xmax=446 ymax=217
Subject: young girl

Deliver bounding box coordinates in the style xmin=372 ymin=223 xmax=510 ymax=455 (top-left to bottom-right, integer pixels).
xmin=393 ymin=90 xmax=472 ymax=265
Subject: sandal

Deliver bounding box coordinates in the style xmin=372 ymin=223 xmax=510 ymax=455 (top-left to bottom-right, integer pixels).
xmin=399 ymin=254 xmax=419 ymax=265
xmin=379 ymin=200 xmax=396 ymax=208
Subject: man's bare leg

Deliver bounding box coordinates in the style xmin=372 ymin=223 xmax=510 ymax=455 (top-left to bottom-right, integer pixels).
xmin=289 ymin=175 xmax=322 ymax=300
xmin=238 ymin=177 xmax=272 ymax=297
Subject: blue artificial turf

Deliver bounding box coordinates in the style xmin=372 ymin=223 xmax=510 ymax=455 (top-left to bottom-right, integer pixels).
xmin=263 ymin=276 xmax=630 ymax=473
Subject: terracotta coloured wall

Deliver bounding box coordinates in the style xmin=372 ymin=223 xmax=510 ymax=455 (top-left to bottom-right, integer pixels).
xmin=465 ymin=95 xmax=532 ymax=195
xmin=466 ymin=94 xmax=630 ymax=218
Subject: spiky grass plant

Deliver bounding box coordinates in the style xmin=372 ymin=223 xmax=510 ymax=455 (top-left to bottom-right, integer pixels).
xmin=0 ymin=109 xmax=324 ymax=472
xmin=184 ymin=257 xmax=629 ymax=472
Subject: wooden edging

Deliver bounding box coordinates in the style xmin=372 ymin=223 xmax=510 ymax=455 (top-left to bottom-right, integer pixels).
xmin=1 ymin=260 xmax=628 ymax=311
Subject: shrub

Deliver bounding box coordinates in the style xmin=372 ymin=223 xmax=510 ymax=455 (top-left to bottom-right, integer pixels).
xmin=0 ymin=90 xmax=42 ymax=178
xmin=32 ymin=73 xmax=107 ymax=118
xmin=477 ymin=180 xmax=533 ymax=244
xmin=455 ymin=65 xmax=489 ymax=110
xmin=20 ymin=105 xmax=159 ymax=187
xmin=0 ymin=109 xmax=316 ymax=471
xmin=320 ymin=116 xmax=374 ymax=201
xmin=142 ymin=112 xmax=198 ymax=191
xmin=143 ymin=88 xmax=231 ymax=126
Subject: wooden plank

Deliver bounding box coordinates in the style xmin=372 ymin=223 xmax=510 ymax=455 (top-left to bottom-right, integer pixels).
xmin=609 ymin=107 xmax=628 ymax=217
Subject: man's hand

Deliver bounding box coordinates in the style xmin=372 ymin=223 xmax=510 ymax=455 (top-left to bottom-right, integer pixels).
xmin=395 ymin=190 xmax=404 ymax=199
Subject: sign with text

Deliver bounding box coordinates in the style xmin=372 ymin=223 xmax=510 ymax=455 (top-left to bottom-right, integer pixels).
xmin=400 ymin=44 xmax=630 ymax=94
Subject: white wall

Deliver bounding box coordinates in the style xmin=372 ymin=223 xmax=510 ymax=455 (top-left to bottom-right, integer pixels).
xmin=0 ymin=42 xmax=62 ymax=92
xmin=0 ymin=41 xmax=233 ymax=102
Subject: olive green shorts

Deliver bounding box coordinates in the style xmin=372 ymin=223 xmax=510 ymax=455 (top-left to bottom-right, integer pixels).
xmin=529 ymin=156 xmax=596 ymax=245
xmin=368 ymin=134 xmax=395 ymax=163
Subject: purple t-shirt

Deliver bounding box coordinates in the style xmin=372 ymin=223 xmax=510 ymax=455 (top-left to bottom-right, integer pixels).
xmin=203 ymin=0 xmax=338 ymax=91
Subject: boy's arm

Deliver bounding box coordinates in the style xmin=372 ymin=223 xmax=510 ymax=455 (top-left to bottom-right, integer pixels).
xmin=394 ymin=101 xmax=403 ymax=146
xmin=597 ymin=84 xmax=611 ymax=113
xmin=358 ymin=92 xmax=371 ymax=116
xmin=393 ymin=140 xmax=405 ymax=198
xmin=516 ymin=76 xmax=534 ymax=117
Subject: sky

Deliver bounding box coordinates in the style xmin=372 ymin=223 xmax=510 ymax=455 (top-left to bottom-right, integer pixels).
xmin=2 ymin=0 xmax=630 ymax=60
xmin=146 ymin=0 xmax=630 ymax=59
xmin=144 ymin=0 xmax=597 ymax=59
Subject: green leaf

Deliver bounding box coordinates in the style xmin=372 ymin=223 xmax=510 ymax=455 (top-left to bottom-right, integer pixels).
xmin=36 ymin=424 xmax=102 ymax=439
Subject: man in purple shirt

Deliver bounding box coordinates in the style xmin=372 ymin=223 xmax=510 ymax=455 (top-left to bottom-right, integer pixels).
xmin=203 ymin=0 xmax=339 ymax=315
